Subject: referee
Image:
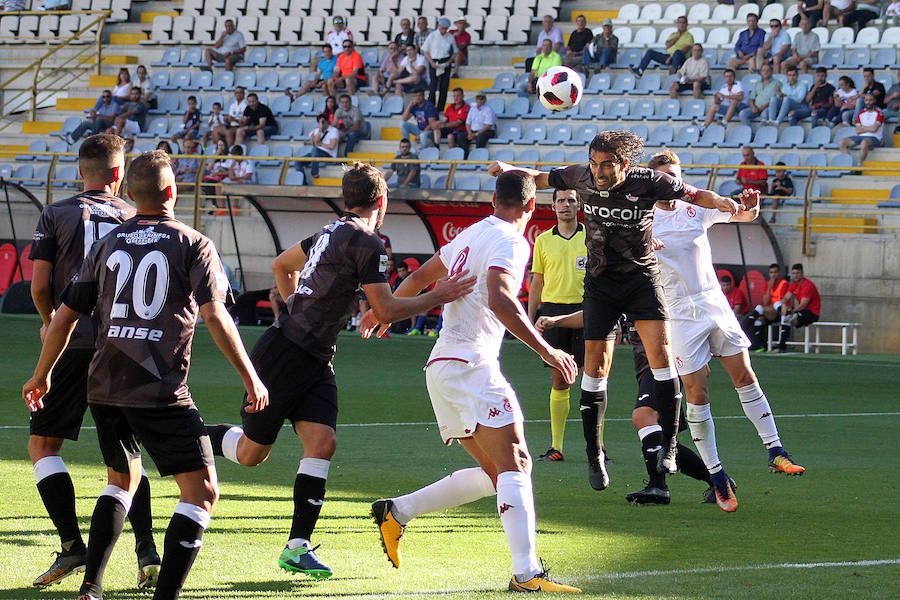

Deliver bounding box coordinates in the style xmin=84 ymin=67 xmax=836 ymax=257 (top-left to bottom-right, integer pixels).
xmin=527 ymin=189 xmax=586 ymax=462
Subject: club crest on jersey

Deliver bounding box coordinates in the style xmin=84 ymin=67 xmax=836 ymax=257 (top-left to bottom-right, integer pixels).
xmin=118 ymin=226 xmax=171 ymax=245
xmin=625 ymin=194 xmax=639 ymax=202
xmin=575 ymin=256 xmax=587 ymax=270
xmin=686 ymin=206 xmax=696 ymax=218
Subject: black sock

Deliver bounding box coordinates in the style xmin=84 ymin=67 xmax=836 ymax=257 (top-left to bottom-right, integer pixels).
xmin=289 ymin=474 xmax=326 ymax=542
xmin=580 ymin=389 xmax=607 ymax=460
xmin=80 ymin=495 xmax=129 ymax=597
xmin=205 ymin=424 xmax=234 ymax=456
xmin=640 ymin=430 xmax=667 ymax=489
xmin=128 ymin=475 xmax=156 ymax=558
xmin=778 ymin=324 xmax=791 ymax=348
xmin=152 ymin=512 xmax=207 ymax=600
xmin=653 ymin=377 xmax=682 ymax=457
xmin=36 ymin=471 xmax=84 ymax=552
xmin=753 ymin=323 xmax=766 ymax=347
xmin=675 ymin=442 xmax=712 ymax=485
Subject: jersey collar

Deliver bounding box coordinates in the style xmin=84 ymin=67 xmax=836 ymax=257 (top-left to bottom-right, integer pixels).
xmin=552 ymin=223 xmax=583 ymax=240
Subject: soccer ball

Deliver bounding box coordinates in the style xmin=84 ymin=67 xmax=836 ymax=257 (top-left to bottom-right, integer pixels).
xmin=536 ymin=66 xmax=583 ymax=112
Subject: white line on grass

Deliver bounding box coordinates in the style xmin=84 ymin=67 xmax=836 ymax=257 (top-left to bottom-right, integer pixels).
xmin=581 ymin=558 xmax=900 ymax=581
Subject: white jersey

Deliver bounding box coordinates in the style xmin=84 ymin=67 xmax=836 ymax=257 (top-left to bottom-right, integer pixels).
xmin=429 ymin=215 xmax=530 ymax=364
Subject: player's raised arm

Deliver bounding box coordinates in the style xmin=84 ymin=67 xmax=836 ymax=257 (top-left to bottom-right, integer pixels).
xmin=271 ymin=241 xmax=308 ymax=302
xmin=362 ymin=269 xmax=475 ymax=331
xmin=487 ymin=161 xmax=551 ymax=189
xmin=22 ymin=304 xmax=81 ymax=411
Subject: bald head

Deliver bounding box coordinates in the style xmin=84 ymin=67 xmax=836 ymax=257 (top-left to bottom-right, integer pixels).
xmin=126 ymin=150 xmax=176 ymax=210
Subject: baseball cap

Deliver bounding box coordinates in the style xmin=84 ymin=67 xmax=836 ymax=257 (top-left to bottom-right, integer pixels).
xmin=438 ymin=17 xmax=451 ymax=28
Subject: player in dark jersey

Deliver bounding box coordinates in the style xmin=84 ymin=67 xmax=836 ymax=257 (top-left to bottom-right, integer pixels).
xmin=205 ymin=163 xmax=474 ymax=580
xmin=26 ymin=134 xmax=161 ymax=588
xmin=489 ymin=130 xmax=744 ymax=490
xmin=23 ymin=150 xmax=268 ymax=600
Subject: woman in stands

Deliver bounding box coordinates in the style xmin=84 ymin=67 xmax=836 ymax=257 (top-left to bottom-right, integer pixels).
xmin=111 ymin=68 xmax=132 ymax=109
xmin=323 ymin=95 xmax=338 ymax=124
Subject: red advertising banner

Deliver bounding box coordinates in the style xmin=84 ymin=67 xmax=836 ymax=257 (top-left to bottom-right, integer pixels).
xmin=411 ymin=201 xmax=563 ymax=248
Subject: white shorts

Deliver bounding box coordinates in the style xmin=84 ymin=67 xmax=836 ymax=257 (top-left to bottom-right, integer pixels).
xmin=121 ymin=120 xmax=141 ymax=135
xmin=424 ymin=357 xmax=524 ymax=445
xmin=669 ymin=293 xmax=750 ymax=375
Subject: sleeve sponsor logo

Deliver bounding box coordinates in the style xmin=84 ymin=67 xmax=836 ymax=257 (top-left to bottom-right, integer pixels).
xmin=379 ymin=254 xmax=388 ymax=273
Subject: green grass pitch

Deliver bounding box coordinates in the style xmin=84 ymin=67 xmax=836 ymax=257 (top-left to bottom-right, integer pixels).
xmin=0 ymin=314 xmax=898 ymax=599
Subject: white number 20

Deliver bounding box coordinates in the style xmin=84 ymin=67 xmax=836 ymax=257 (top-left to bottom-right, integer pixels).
xmin=106 ymin=250 xmax=170 ymax=320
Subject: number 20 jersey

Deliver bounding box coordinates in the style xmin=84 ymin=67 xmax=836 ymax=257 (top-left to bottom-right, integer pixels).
xmin=61 ymin=215 xmax=231 ymax=408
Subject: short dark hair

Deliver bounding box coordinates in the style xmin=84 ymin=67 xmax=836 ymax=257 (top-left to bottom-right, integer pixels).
xmin=494 ymin=170 xmax=536 ymax=209
xmin=647 ymin=150 xmax=680 ymax=170
xmin=213 ymin=101 xmax=222 ymax=109
xmin=343 ymin=163 xmax=387 ymax=210
xmin=791 ymin=263 xmax=804 ymax=272
xmin=317 ymin=112 xmax=329 ymax=123
xmin=452 ymin=87 xmax=463 ymax=94
xmin=247 ymin=92 xmax=258 ymax=100
xmin=839 ymin=75 xmax=854 ymax=87
xmin=229 ymin=144 xmax=244 ymax=155
xmin=863 ymin=67 xmax=874 ymax=75
xmin=588 ymin=130 xmax=645 ymax=165
xmin=399 ymin=138 xmax=411 ymax=145
xmin=339 ymin=94 xmax=351 ymax=102
xmin=724 ymin=68 xmax=735 ymax=76
xmin=126 ymin=150 xmax=174 ymax=206
xmin=748 ymin=12 xmax=759 ymax=19
xmin=551 ymin=188 xmax=578 ymax=203
xmin=786 ymin=65 xmax=798 ymax=73
xmin=769 ymin=263 xmax=781 ymax=271
xmin=816 ymin=67 xmax=827 ymax=74
xmin=79 ymin=134 xmax=125 ymax=177
xmin=720 ymin=274 xmax=733 ymax=282
xmin=187 ymin=95 xmax=197 ymax=103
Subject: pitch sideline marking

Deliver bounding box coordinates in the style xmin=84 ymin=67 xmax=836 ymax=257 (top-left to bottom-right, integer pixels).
xmin=581 ymin=558 xmax=900 ymax=581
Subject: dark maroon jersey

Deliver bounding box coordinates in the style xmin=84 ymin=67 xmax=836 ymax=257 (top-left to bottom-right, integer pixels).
xmin=61 ymin=215 xmax=232 ymax=408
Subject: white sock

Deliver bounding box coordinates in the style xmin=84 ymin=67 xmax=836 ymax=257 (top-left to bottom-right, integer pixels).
xmin=298 ymin=457 xmax=331 ymax=479
xmin=736 ymin=382 xmax=781 ymax=448
xmin=99 ymin=484 xmax=133 ymax=513
xmin=222 ymin=426 xmax=244 ymax=464
xmin=685 ymin=403 xmax=722 ymax=474
xmin=580 ymin=374 xmax=607 ymax=392
xmin=637 ymin=424 xmax=662 ymax=441
xmin=287 ymin=538 xmax=311 ymax=550
xmin=33 ymin=455 xmax=67 ymax=482
xmin=392 ymin=467 xmax=495 ymax=525
xmin=754 ymin=304 xmax=764 ymax=314
xmin=174 ymin=502 xmax=211 ymax=529
xmin=496 ymin=471 xmax=541 ymax=581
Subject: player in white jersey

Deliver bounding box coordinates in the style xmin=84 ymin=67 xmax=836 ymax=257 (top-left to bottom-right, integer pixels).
xmin=648 ymin=151 xmax=805 ymax=512
xmin=362 ymin=171 xmax=581 ymax=593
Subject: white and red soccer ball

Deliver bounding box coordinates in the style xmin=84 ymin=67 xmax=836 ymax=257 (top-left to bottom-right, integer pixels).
xmin=536 ymin=66 xmax=583 ymax=112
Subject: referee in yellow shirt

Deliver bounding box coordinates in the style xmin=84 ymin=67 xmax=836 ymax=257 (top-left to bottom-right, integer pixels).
xmin=528 ymin=189 xmax=586 ymax=461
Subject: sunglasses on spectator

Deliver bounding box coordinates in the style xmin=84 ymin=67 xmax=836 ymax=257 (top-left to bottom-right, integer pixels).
xmin=343 ymin=43 xmax=352 ymax=48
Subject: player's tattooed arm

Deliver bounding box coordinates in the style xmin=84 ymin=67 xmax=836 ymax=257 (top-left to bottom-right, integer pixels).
xmin=487 ymin=161 xmax=551 ymax=189
xmin=22 ymin=304 xmax=80 ymax=411
xmin=271 ymin=241 xmax=307 ymax=302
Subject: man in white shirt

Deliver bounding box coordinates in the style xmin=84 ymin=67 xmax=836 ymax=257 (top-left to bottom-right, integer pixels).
xmin=464 ymin=93 xmax=496 ymax=152
xmin=224 ymin=86 xmax=247 ymax=141
xmin=387 ymin=45 xmax=428 ymax=94
xmin=526 ymin=15 xmax=564 ymax=73
xmin=703 ymin=68 xmax=746 ymax=127
xmin=839 ymin=93 xmax=884 ymax=163
xmin=325 ymin=16 xmax=353 ymax=55
xmin=298 ymin=114 xmax=339 ymax=181
xmin=668 ymin=43 xmax=710 ymax=99
xmin=754 ymin=19 xmax=791 ymax=73
xmin=364 ymin=170 xmax=580 ymax=594
xmin=204 ymin=19 xmax=246 ymax=72
xmin=421 ymin=17 xmax=458 ymax=111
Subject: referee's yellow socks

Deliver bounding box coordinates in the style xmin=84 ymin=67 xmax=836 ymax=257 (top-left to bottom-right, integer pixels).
xmin=549 ymin=387 xmax=570 ymax=452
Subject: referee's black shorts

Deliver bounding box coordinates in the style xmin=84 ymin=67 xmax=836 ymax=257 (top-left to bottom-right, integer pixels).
xmin=29 ymin=347 xmax=93 ymax=440
xmin=539 ymin=302 xmax=585 ymax=367
xmin=583 ymin=269 xmax=668 ymax=341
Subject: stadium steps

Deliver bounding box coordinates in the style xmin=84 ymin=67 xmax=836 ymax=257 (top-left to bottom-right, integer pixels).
xmin=829 ymin=189 xmax=890 ymax=206
xmin=140 ymin=11 xmax=179 ymax=24
xmin=796 ymin=216 xmax=879 ymax=234
xmin=89 ymin=74 xmax=119 ymax=88
xmin=22 ymin=122 xmax=63 ymax=135
xmin=861 ymin=160 xmax=900 ymax=177
xmin=109 ymin=32 xmax=150 ymax=44
xmin=55 ymin=98 xmax=97 ymax=111
xmin=78 ymin=55 xmax=140 ymax=66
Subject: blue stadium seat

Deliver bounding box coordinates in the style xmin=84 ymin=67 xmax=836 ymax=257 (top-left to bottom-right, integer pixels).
xmin=826 ymin=126 xmax=855 ymax=149
xmin=572 ymin=97 xmax=604 ymax=120
xmin=611 ymin=73 xmax=636 ymax=93
xmin=17 ymin=140 xmax=46 ymax=161
xmin=249 ymin=145 xmax=270 ymax=158
xmin=270 ymin=95 xmax=291 ymax=115
xmin=150 ymin=70 xmax=169 ymax=91
xmin=647 ymin=124 xmax=674 ymax=146
xmin=160 ymin=70 xmax=190 ymax=91
xmin=30 ymin=165 xmax=51 ymax=187
xmin=271 ymin=145 xmax=293 ymax=158
xmin=612 ymin=48 xmax=643 ymax=69
xmin=183 ymin=70 xmax=212 ymax=91
xmin=280 ymin=72 xmax=301 ymax=92
xmin=174 ymin=48 xmax=202 ymax=67
xmin=821 ymin=152 xmax=853 ymax=177
xmin=505 ymin=73 xmax=528 ymax=93
xmin=284 ymin=170 xmax=305 ymax=185
xmin=466 ymin=147 xmax=490 ymax=169
xmin=685 ymin=151 xmax=719 ymax=175
xmin=361 ymin=47 xmax=379 ymax=68
xmin=12 ymin=164 xmax=33 ymax=186
xmin=433 ymin=147 xmax=465 ymax=170
xmin=565 ymin=123 xmax=599 ymax=146
xmin=816 ymin=48 xmax=842 ymax=68
xmin=566 ymin=149 xmax=584 ymax=163
xmin=890 ymin=184 xmax=900 ymax=199
xmin=252 ymin=71 xmax=279 ymax=91
xmin=516 ymin=149 xmax=540 ymax=169
xmin=270 ymin=120 xmax=302 ymax=141
xmin=138 ymin=118 xmax=170 ymax=138
xmin=803 ymin=153 xmax=827 ymax=179
xmin=658 ymin=75 xmax=679 ymax=96
xmin=719 ymin=124 xmax=752 ymax=148
xmin=236 ymin=71 xmax=256 ymax=89
xmin=741 ymin=73 xmax=760 ymax=90
xmin=718 ymin=180 xmax=742 ymax=196
xmin=628 ymin=98 xmax=655 ymax=120
xmin=377 ymin=95 xmax=404 ymax=116
xmin=152 ymin=48 xmax=180 ymax=67
xmin=877 ymin=200 xmax=900 ymax=208
xmin=526 ymin=100 xmax=554 ymax=120
xmin=51 ymin=116 xmax=80 ymax=140
xmin=43 ymin=140 xmax=67 ymax=161
xmin=246 ymin=47 xmax=268 ymax=66
xmin=419 ymin=147 xmax=440 ymax=166
xmin=872 ymin=48 xmax=899 ymax=69
xmin=650 ymin=99 xmax=680 ymax=121
xmin=486 ymin=97 xmax=506 ymax=118
xmin=483 ymin=72 xmax=516 ymax=93
xmin=584 ymin=73 xmax=611 ymax=94
xmin=360 ymin=96 xmax=382 ymax=117
xmin=210 ymin=70 xmax=234 ymax=91
xmin=492 ymin=148 xmax=515 ymax=163
xmin=775 ymin=152 xmax=801 ymax=168
xmin=482 ymin=177 xmax=496 ymax=192
xmin=54 ymin=165 xmax=78 ymax=188
xmin=677 ymin=99 xmax=706 ymax=121
xmin=455 ymin=175 xmax=481 ymax=191
xmin=843 ymin=48 xmax=870 ymax=69
xmin=629 ymin=124 xmax=649 ymax=140
xmin=431 ymin=175 xmax=447 ymax=189
xmin=495 ymin=122 xmax=523 ymax=144
xmin=719 ymin=152 xmax=742 ymax=176
xmin=606 ymin=98 xmax=630 ymax=120
xmin=542 ymin=149 xmax=567 ymax=166
xmin=287 ymin=47 xmax=311 ymax=67
xmin=798 ymin=125 xmax=830 ymax=149
xmin=288 ymin=96 xmax=314 ymax=117
xmin=752 ymin=125 xmax=778 ymax=148
xmin=257 ymin=168 xmax=280 ymax=185
xmin=633 ymin=73 xmax=660 ymax=95
xmin=675 ymin=151 xmax=693 ymax=169
xmin=261 ymin=47 xmax=290 ymax=68
xmin=695 ymin=124 xmax=726 ymax=148
xmin=545 ymin=123 xmax=572 ymax=145
xmin=499 ymin=96 xmax=528 ymax=118
xmin=521 ymin=123 xmax=548 ymax=144
xmin=772 ymin=125 xmax=805 ymax=149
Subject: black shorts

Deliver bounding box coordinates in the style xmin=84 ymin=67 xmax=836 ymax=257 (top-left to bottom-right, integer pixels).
xmin=540 ymin=302 xmax=585 ymax=367
xmin=794 ymin=309 xmax=819 ymax=328
xmin=91 ymin=403 xmax=213 ymax=477
xmin=29 ymin=347 xmax=93 ymax=440
xmin=633 ymin=371 xmax=687 ymax=433
xmin=241 ymin=327 xmax=339 ymax=446
xmin=582 ymin=269 xmax=668 ymax=341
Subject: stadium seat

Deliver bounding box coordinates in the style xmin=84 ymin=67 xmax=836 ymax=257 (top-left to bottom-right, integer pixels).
xmin=418 ymin=147 xmax=440 ymax=166
xmin=633 ymin=4 xmax=662 ymax=25
xmin=720 ymin=124 xmax=753 ymax=148
xmin=540 ymin=148 xmax=566 ymax=167
xmin=827 ymin=153 xmax=853 ymax=176
xmin=17 ymin=140 xmax=46 ymax=161
xmin=521 ymin=123 xmax=547 ymax=145
xmin=660 ymin=74 xmax=679 ymax=96
xmin=650 ymin=99 xmax=680 ymax=121
xmin=795 ymin=126 xmax=829 ymax=149
xmin=771 ymin=126 xmax=805 ymax=149
xmin=152 ymin=48 xmax=180 ymax=67
xmin=184 ymin=70 xmax=213 ymax=91
xmin=163 ymin=70 xmax=192 ymax=91
xmin=431 ymin=175 xmax=448 ymax=189
xmin=261 ymin=47 xmax=291 ymax=68
xmin=572 ymin=97 xmax=604 ymax=120
xmin=516 ymin=149 xmax=540 ymax=169
xmin=138 ymin=118 xmax=170 ymax=139
xmin=495 ymin=122 xmax=523 ymax=144
xmin=287 ymin=47 xmax=311 ymax=68
xmin=710 ymin=4 xmax=734 ymax=22
xmin=249 ymin=146 xmax=270 ymax=159
xmin=672 ymin=125 xmax=700 ymax=147
xmin=718 ymin=180 xmax=742 ymax=196
xmin=483 ymin=72 xmax=516 ymax=94
xmin=236 ymin=71 xmax=257 ymax=89
xmin=246 ymin=47 xmax=268 ymax=67
xmin=695 ymin=125 xmax=725 ymax=148
xmin=705 ymin=27 xmax=731 ymax=49
xmin=611 ymin=48 xmax=641 ymax=70
xmin=826 ymin=126 xmax=855 ymax=149
xmin=564 ymin=124 xmax=598 ymax=147
xmin=606 ymin=98 xmax=630 ymax=120
xmin=492 ymin=148 xmax=515 ymax=164
xmin=270 ymin=95 xmax=291 ymax=115
xmin=359 ymin=96 xmax=382 ymax=117
xmin=505 ymin=73 xmax=529 ymax=93
xmin=629 ymin=124 xmax=649 ymax=140
xmin=526 ymin=101 xmax=554 ymax=120
xmin=676 ymin=99 xmax=706 ymax=121
xmin=872 ymin=48 xmax=899 ymax=69
xmin=43 ymin=140 xmax=67 ymax=161
xmin=271 ymin=120 xmax=303 ymax=140
xmin=616 ymin=3 xmax=640 ymax=23
xmin=816 ymin=48 xmax=842 ymax=68
xmin=544 ymin=124 xmax=572 ymax=146
xmin=751 ymin=125 xmax=778 ymax=148
xmin=376 ymin=95 xmax=404 ymax=117
xmin=826 ymin=26 xmax=854 ymax=48
xmin=465 ymin=148 xmax=490 ymax=169
xmin=685 ymin=151 xmax=719 ymax=175
xmin=734 ymin=4 xmax=760 ymax=23
xmin=455 ymin=175 xmax=481 ymax=191
xmin=628 ymin=98 xmax=655 ymax=120
xmin=584 ymin=73 xmax=611 ymax=95
xmin=252 ymin=71 xmax=279 ymax=91
xmin=647 ymin=124 xmax=674 ymax=146
xmin=611 ymin=74 xmax=636 ymax=94
xmin=51 ymin=116 xmax=81 ymax=140
xmin=631 ymin=25 xmax=657 ymax=48
xmin=284 ymin=170 xmax=304 ymax=186
xmin=149 ymin=94 xmax=178 ymax=115
xmin=633 ymin=73 xmax=660 ymax=95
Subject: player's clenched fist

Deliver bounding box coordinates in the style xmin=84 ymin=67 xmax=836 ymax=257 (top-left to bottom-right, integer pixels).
xmin=22 ymin=377 xmax=49 ymax=412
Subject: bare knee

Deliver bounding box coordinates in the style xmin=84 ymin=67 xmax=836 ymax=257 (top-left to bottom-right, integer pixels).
xmin=683 ymin=376 xmax=710 ymax=405
xmin=513 ymin=443 xmax=532 ymax=476
xmin=632 ymin=407 xmax=658 ymax=430
xmin=28 ymin=436 xmax=64 ymax=463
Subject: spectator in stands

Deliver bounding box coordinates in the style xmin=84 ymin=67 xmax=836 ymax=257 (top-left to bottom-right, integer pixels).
xmin=464 ymin=93 xmax=496 ymax=153
xmin=171 ymin=95 xmax=201 ymax=144
xmin=111 ymin=68 xmax=131 ymax=109
xmin=768 ymin=162 xmax=794 ymax=221
xmin=333 ymin=94 xmax=367 ymax=155
xmin=377 ymin=228 xmax=393 ymax=259
xmin=203 ymin=139 xmax=230 ymax=182
xmin=204 ymin=101 xmax=227 ymax=145
xmin=740 ymin=63 xmax=778 ymax=125
xmin=582 ymin=19 xmax=618 ymax=73
xmin=156 ymin=141 xmax=176 ymax=172
xmin=134 ymin=65 xmax=156 ymax=110
xmin=326 ymin=39 xmax=367 ymax=97
xmin=451 ymin=18 xmax=471 ymax=78
xmin=793 ymin=0 xmax=825 ymax=27
xmin=123 ymin=137 xmax=134 ymax=154
xmin=296 ymin=44 xmax=337 ymax=97
xmin=726 ymin=13 xmax=765 ymax=72
xmin=884 ymin=71 xmax=900 ymax=120
xmin=414 ymin=17 xmax=432 ymax=50
xmin=782 ymin=16 xmax=819 ymax=73
xmin=669 ymin=43 xmax=710 ymax=99
xmin=839 ymin=93 xmax=885 ymax=164
xmin=382 ymin=138 xmax=420 ymax=189
xmin=888 ymin=0 xmax=900 ymax=19
xmin=843 ymin=0 xmax=880 ymax=29
xmin=69 ymin=90 xmax=116 ymax=142
xmin=222 ymin=144 xmax=254 ymax=185
xmin=774 ymin=263 xmax=820 ymax=352
xmin=422 ymin=17 xmax=458 ymax=111
xmin=631 ymin=15 xmax=693 ymax=77
xmin=523 ymin=38 xmax=561 ymax=96
xmin=400 ymin=89 xmax=438 ymax=148
xmin=395 ymin=18 xmax=414 ymax=47
xmin=856 ymin=67 xmax=886 ymax=119
xmin=772 ymin=66 xmax=809 ymax=126
xmin=791 ymin=67 xmax=835 ymax=126
xmin=297 ymin=113 xmax=339 ymax=181
xmin=703 ymin=68 xmax=746 ymax=127
xmin=745 ymin=264 xmax=789 ymax=350
xmin=563 ymin=14 xmax=593 ymax=68
xmin=720 ymin=274 xmax=749 ymax=318
xmin=526 ymin=15 xmax=563 ymax=73
xmin=827 ymin=76 xmax=859 ymax=126
xmin=3 ymin=0 xmax=26 ymax=9
xmin=374 ymin=42 xmax=403 ymax=95
xmin=432 ymin=87 xmax=469 ymax=149
xmin=387 ymin=44 xmax=428 ymax=94
xmin=224 ymin=86 xmax=247 ymax=142
xmin=235 ymin=93 xmax=278 ymax=145
xmin=736 ymin=145 xmax=768 ymax=194
xmin=323 ymin=94 xmax=338 ymax=124
xmin=175 ymin=138 xmax=201 ymax=188
xmin=823 ymin=0 xmax=853 ymax=26
xmin=204 ymin=19 xmax=246 ymax=72
xmin=755 ymin=19 xmax=791 ymax=73
xmin=326 ymin=15 xmax=353 ymax=55
xmin=112 ymin=87 xmax=147 ymax=137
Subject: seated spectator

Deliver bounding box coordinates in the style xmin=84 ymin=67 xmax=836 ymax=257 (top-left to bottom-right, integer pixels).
xmin=296 ymin=45 xmax=337 ymax=97
xmin=740 ymin=63 xmax=778 ymax=125
xmin=790 ymin=66 xmax=834 ymax=126
xmin=134 ymin=64 xmax=156 ymax=109
xmin=235 ymin=93 xmax=278 ymax=145
xmin=774 ymin=263 xmax=820 ymax=352
xmin=464 ymin=93 xmax=496 ymax=153
xmin=582 ymin=19 xmax=618 ymax=73
xmin=631 ymin=15 xmax=693 ymax=77
xmin=827 ymin=76 xmax=858 ymax=126
xmin=745 ymin=264 xmax=789 ymax=350
xmin=839 ymin=93 xmax=884 ymax=164
xmin=843 ymin=0 xmax=880 ymax=29
xmin=123 ymin=137 xmax=135 ymax=154
xmin=400 ymin=89 xmax=438 ymax=148
xmin=374 ymin=42 xmax=403 ymax=96
xmin=203 ymin=101 xmax=228 ymax=145
xmin=422 ymin=17 xmax=458 ymax=111
xmin=768 ymin=162 xmax=794 ymax=220
xmin=323 ymin=94 xmax=338 ymax=124
xmin=395 ymin=18 xmax=414 ymax=47
xmin=111 ymin=68 xmax=131 ymax=108
xmin=432 ymin=87 xmax=469 ymax=149
xmin=450 ymin=18 xmax=471 ymax=77
xmin=823 ymin=0 xmax=853 ymax=26
xmin=326 ymin=15 xmax=353 ymax=55
xmin=224 ymin=86 xmax=247 ymax=143
xmin=204 ymin=19 xmax=245 ymax=72
xmin=526 ymin=15 xmax=563 ymax=72
xmin=325 ymin=40 xmax=367 ymax=97
xmin=884 ymin=70 xmax=900 ymax=120
xmin=783 ymin=16 xmax=819 ymax=74
xmin=3 ymin=0 xmax=26 ymax=9
xmin=387 ymin=44 xmax=428 ymax=94
xmin=377 ymin=228 xmax=393 ymax=258
xmin=333 ymin=94 xmax=368 ymax=154
xmin=703 ymin=68 xmax=746 ymax=127
xmin=736 ymin=145 xmax=768 ymax=194
xmin=222 ymin=145 xmax=254 ymax=185
xmin=203 ymin=140 xmax=230 ymax=181
xmin=382 ymin=138 xmax=420 ymax=188
xmin=297 ymin=113 xmax=339 ymax=181
xmin=563 ymin=15 xmax=593 ymax=68
xmin=792 ymin=0 xmax=825 ymax=27
xmin=720 ymin=274 xmax=749 ymax=318
xmin=726 ymin=13 xmax=765 ymax=72
xmin=414 ymin=16 xmax=433 ymax=50
xmin=772 ymin=66 xmax=809 ymax=126
xmin=171 ymin=95 xmax=201 ymax=143
xmin=112 ymin=87 xmax=147 ymax=136
xmin=522 ymin=38 xmax=561 ymax=96
xmin=856 ymin=67 xmax=886 ymax=119
xmin=887 ymin=0 xmax=900 ymax=22
xmin=668 ymin=43 xmax=709 ymax=99
xmin=70 ymin=90 xmax=117 ymax=142
xmin=755 ymin=19 xmax=791 ymax=73
xmin=156 ymin=140 xmax=177 ymax=172
xmin=175 ymin=139 xmax=201 ymax=188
